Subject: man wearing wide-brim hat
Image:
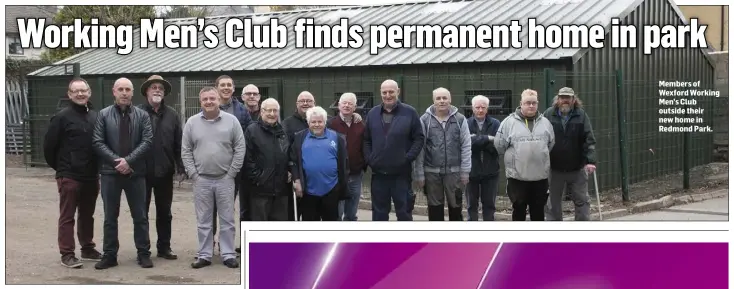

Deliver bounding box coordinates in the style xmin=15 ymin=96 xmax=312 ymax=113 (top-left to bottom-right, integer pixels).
xmin=137 ymin=74 xmax=185 ymax=260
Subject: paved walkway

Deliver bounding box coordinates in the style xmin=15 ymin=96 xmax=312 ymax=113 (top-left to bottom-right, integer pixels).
xmin=610 ymin=197 xmax=728 ymax=221
xmin=356 ymin=196 xmax=729 ymax=221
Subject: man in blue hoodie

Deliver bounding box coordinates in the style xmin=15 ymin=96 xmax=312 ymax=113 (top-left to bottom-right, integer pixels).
xmin=363 ymin=79 xmax=425 ymax=221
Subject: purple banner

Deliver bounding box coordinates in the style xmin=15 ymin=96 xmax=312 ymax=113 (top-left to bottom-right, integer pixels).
xmin=248 ymin=242 xmax=728 ymax=289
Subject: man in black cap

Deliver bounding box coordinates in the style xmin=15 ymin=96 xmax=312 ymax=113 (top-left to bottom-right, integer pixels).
xmin=543 ymin=87 xmax=597 ymax=221
xmin=137 ymin=75 xmax=185 ymax=259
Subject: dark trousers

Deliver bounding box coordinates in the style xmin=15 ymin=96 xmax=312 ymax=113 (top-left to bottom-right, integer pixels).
xmin=370 ymin=174 xmax=412 ymax=221
xmin=57 ymin=177 xmax=99 ymax=257
xmin=507 ymin=178 xmax=549 ymax=221
xmin=466 ymin=176 xmax=499 ymax=221
xmin=145 ymin=175 xmax=173 ymax=251
xmin=100 ymin=175 xmax=151 ymax=258
xmin=288 ymin=184 xmax=302 ymax=221
xmin=301 ymin=188 xmax=340 ymax=221
xmin=251 ymin=194 xmax=289 ymax=221
xmin=239 ymin=177 xmax=251 ymax=221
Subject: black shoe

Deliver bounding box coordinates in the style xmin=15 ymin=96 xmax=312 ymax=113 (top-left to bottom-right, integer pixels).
xmin=448 ymin=207 xmax=464 ymax=221
xmin=191 ymin=258 xmax=212 ymax=269
xmin=61 ymin=254 xmax=83 ymax=268
xmin=157 ymin=249 xmax=178 ymax=260
xmin=81 ymin=248 xmax=103 ymax=261
xmin=428 ymin=205 xmax=445 ymax=221
xmin=137 ymin=255 xmax=154 ymax=268
xmin=94 ymin=255 xmax=118 ymax=270
xmin=223 ymin=258 xmax=239 ymax=268
xmin=235 ymin=247 xmax=241 ymax=254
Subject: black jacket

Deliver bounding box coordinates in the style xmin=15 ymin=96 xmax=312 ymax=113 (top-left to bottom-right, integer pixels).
xmin=137 ymin=102 xmax=184 ymax=177
xmin=290 ymin=129 xmax=350 ymax=200
xmin=43 ymin=101 xmax=100 ymax=182
xmin=282 ymin=111 xmax=308 ymax=144
xmin=467 ymin=116 xmax=501 ymax=180
xmin=243 ymin=119 xmax=291 ymax=197
xmin=543 ymin=106 xmax=597 ymax=172
xmin=92 ymin=104 xmax=153 ymax=177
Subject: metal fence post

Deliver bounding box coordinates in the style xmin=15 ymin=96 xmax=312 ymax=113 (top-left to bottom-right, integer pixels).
xmin=615 ymin=69 xmax=630 ymax=202
xmin=543 ymin=68 xmax=554 ymax=110
xmin=179 ymin=76 xmax=186 ymax=125
xmin=96 ymin=77 xmax=104 ymax=107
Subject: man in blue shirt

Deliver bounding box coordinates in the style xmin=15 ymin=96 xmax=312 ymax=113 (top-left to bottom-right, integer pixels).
xmin=290 ymin=106 xmax=349 ymax=221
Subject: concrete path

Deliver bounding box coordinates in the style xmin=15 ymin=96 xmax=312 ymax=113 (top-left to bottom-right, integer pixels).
xmin=610 ymin=197 xmax=728 ymax=221
xmin=356 ymin=196 xmax=729 ymax=221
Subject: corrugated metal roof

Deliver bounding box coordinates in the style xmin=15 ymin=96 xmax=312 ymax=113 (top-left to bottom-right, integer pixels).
xmin=32 ymin=0 xmax=646 ymax=76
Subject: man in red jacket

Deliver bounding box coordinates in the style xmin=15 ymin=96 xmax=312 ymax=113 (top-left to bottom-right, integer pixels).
xmin=327 ymin=93 xmax=367 ymax=221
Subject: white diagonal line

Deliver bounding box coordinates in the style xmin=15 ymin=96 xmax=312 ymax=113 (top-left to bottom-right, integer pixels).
xmin=476 ymin=243 xmax=504 ymax=289
xmin=311 ymin=242 xmax=340 ymax=289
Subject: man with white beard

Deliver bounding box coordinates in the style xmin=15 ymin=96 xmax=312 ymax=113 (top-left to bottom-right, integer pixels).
xmin=543 ymin=87 xmax=597 ymax=221
xmin=137 ymin=75 xmax=184 ymax=260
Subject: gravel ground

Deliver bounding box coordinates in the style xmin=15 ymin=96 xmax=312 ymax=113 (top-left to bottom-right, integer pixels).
xmin=4 ymin=157 xmax=242 ymax=285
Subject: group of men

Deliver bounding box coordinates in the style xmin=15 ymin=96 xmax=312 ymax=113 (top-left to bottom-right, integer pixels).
xmin=43 ymin=74 xmax=597 ymax=272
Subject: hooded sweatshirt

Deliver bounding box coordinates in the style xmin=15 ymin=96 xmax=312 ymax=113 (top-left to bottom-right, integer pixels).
xmin=494 ymin=107 xmax=555 ymax=181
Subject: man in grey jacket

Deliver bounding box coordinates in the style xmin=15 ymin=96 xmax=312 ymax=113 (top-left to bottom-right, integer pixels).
xmin=494 ymin=89 xmax=555 ymax=221
xmin=414 ymin=87 xmax=472 ymax=221
xmin=182 ymin=87 xmax=246 ymax=269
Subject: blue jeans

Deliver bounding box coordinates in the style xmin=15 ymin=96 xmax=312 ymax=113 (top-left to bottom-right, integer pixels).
xmin=338 ymin=172 xmax=363 ymax=221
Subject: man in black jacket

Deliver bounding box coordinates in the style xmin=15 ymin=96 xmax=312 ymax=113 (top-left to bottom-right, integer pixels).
xmin=282 ymin=91 xmax=314 ymax=221
xmin=244 ymin=98 xmax=292 ymax=221
xmin=137 ymin=75 xmax=183 ymax=260
xmin=92 ymin=77 xmax=154 ymax=269
xmin=44 ymin=78 xmax=103 ymax=268
xmin=543 ymin=87 xmax=597 ymax=221
xmin=465 ymin=95 xmax=501 ymax=221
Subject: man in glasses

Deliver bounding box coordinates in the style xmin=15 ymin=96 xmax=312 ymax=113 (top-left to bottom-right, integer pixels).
xmin=92 ymin=77 xmax=154 ymax=269
xmin=241 ymin=84 xmax=261 ymax=121
xmin=44 ymin=78 xmax=102 ymax=268
xmin=543 ymin=87 xmax=597 ymax=221
xmin=494 ymin=89 xmax=555 ymax=221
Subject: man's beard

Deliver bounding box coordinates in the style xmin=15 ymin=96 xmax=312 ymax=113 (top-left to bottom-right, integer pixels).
xmin=560 ymin=104 xmax=571 ymax=113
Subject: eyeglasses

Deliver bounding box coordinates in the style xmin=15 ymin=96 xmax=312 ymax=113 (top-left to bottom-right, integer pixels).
xmin=243 ymin=92 xmax=259 ymax=96
xmin=69 ymin=89 xmax=90 ymax=94
xmin=297 ymin=99 xmax=314 ymax=104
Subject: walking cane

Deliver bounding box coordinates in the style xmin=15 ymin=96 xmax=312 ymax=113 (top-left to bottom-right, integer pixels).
xmin=592 ymin=171 xmax=603 ymax=221
xmin=293 ymin=189 xmax=300 ymax=222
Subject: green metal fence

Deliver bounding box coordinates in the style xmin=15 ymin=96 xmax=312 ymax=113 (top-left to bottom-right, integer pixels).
xmin=21 ymin=66 xmax=719 ymax=211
